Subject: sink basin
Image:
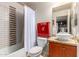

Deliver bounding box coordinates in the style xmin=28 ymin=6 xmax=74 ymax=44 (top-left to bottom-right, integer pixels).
xmin=56 ymin=32 xmax=71 ymax=41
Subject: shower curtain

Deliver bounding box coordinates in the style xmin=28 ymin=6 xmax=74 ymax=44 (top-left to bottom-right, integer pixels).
xmin=24 ymin=6 xmax=36 ymax=52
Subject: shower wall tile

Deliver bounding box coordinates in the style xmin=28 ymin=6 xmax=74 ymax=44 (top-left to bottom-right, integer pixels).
xmin=0 ymin=3 xmax=24 ymax=55
xmin=0 ymin=6 xmax=9 ymax=49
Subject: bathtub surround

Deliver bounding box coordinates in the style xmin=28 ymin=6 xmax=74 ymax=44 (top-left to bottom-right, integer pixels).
xmin=0 ymin=4 xmax=9 ymax=49
xmin=0 ymin=3 xmax=24 ymax=55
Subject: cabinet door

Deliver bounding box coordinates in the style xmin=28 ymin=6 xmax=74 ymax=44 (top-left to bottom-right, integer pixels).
xmin=48 ymin=41 xmax=53 ymax=56
xmin=48 ymin=41 xmax=63 ymax=57
xmin=51 ymin=42 xmax=63 ymax=57
xmin=62 ymin=44 xmax=77 ymax=57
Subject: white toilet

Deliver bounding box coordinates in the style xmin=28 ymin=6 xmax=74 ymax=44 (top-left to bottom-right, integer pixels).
xmin=28 ymin=37 xmax=47 ymax=57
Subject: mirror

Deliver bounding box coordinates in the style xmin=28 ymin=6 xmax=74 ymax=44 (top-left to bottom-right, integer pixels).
xmin=56 ymin=16 xmax=68 ymax=33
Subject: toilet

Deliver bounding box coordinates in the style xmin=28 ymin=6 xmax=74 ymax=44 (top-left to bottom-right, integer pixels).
xmin=28 ymin=37 xmax=47 ymax=57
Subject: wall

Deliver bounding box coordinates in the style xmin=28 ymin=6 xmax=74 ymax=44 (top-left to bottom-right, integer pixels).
xmin=0 ymin=2 xmax=24 ymax=55
xmin=76 ymin=3 xmax=79 ymax=35
xmin=0 ymin=4 xmax=9 ymax=49
xmin=26 ymin=2 xmax=71 ymax=19
xmin=26 ymin=2 xmax=71 ymax=36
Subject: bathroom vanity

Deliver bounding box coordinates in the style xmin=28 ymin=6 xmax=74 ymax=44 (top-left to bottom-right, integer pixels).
xmin=48 ymin=37 xmax=78 ymax=57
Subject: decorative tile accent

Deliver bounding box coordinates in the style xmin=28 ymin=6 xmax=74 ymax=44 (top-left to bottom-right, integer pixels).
xmin=9 ymin=6 xmax=16 ymax=46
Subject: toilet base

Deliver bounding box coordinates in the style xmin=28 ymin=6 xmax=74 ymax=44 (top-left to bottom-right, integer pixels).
xmin=28 ymin=51 xmax=42 ymax=57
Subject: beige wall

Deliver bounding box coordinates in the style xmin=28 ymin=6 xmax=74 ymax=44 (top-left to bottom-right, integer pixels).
xmin=26 ymin=2 xmax=71 ymax=36
xmin=76 ymin=3 xmax=79 ymax=35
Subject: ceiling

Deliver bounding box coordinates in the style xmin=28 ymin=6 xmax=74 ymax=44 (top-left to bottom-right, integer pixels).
xmin=19 ymin=2 xmax=54 ymax=10
xmin=19 ymin=2 xmax=71 ymax=10
xmin=19 ymin=2 xmax=54 ymax=19
xmin=19 ymin=2 xmax=71 ymax=19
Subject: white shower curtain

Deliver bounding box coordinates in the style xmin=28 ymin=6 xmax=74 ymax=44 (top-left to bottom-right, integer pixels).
xmin=24 ymin=6 xmax=36 ymax=52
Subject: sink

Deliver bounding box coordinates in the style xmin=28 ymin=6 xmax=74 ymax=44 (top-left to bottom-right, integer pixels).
xmin=56 ymin=32 xmax=71 ymax=41
xmin=55 ymin=38 xmax=69 ymax=41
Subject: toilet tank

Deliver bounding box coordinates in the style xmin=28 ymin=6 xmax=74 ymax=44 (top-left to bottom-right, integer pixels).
xmin=37 ymin=37 xmax=47 ymax=47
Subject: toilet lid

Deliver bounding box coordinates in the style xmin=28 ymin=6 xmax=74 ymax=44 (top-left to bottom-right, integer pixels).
xmin=29 ymin=46 xmax=42 ymax=54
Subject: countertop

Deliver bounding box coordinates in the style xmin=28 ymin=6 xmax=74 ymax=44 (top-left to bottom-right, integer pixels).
xmin=48 ymin=37 xmax=78 ymax=46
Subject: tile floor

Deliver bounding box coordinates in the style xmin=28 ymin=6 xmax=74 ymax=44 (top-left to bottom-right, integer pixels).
xmin=7 ymin=42 xmax=49 ymax=57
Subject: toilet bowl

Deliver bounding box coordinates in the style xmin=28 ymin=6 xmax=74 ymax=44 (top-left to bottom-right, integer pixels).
xmin=28 ymin=37 xmax=47 ymax=57
xmin=28 ymin=46 xmax=43 ymax=57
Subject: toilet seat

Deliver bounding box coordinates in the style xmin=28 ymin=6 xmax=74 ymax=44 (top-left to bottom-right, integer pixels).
xmin=29 ymin=46 xmax=43 ymax=55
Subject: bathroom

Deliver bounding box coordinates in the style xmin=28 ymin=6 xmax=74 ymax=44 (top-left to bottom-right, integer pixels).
xmin=0 ymin=2 xmax=79 ymax=57
xmin=23 ymin=2 xmax=79 ymax=57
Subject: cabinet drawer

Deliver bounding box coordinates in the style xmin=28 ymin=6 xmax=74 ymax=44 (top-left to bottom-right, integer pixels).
xmin=50 ymin=41 xmax=61 ymax=47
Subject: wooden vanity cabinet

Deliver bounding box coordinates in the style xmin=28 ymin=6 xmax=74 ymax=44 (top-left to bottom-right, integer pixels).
xmin=48 ymin=41 xmax=77 ymax=57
